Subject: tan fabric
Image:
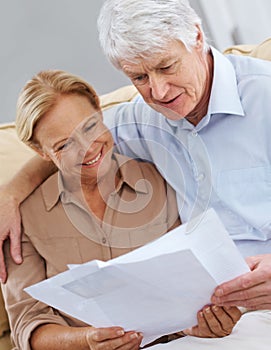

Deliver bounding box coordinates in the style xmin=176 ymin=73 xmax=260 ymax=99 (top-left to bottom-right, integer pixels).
xmin=223 ymin=37 xmax=271 ymax=61
xmin=1 ymin=153 xmax=179 ymax=350
xmin=0 ymin=286 xmax=9 ymax=337
xmin=0 ymin=331 xmax=12 ymax=350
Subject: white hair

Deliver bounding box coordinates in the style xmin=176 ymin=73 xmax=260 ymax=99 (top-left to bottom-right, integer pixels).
xmin=98 ymin=0 xmax=209 ymax=69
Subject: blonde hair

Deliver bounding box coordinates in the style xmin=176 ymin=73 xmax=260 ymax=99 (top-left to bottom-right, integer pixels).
xmin=16 ymin=70 xmax=100 ymax=145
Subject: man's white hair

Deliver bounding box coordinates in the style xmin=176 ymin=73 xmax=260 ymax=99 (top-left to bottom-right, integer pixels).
xmin=98 ymin=0 xmax=209 ymax=69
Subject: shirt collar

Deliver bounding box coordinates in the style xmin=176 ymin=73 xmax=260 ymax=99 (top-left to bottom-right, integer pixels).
xmin=208 ymin=46 xmax=244 ymax=116
xmin=113 ymin=153 xmax=150 ymax=194
xmin=41 ymin=153 xmax=149 ymax=211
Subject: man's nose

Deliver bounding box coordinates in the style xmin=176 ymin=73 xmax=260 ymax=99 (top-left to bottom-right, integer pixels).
xmin=149 ymin=75 xmax=170 ymax=100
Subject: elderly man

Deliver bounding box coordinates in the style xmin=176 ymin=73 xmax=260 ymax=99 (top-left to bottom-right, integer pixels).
xmin=0 ymin=0 xmax=271 ymax=349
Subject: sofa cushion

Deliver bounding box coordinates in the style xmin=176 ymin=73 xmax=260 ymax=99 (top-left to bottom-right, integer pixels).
xmin=224 ymin=37 xmax=271 ymax=60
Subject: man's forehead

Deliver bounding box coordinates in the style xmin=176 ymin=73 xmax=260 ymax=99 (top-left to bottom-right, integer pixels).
xmin=120 ymin=53 xmax=175 ymax=73
xmin=119 ymin=40 xmax=184 ymax=72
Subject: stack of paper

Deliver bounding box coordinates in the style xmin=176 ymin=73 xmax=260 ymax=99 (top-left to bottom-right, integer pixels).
xmin=25 ymin=208 xmax=249 ymax=346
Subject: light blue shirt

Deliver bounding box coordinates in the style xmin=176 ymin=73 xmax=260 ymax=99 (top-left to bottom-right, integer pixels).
xmin=104 ymin=48 xmax=271 ymax=257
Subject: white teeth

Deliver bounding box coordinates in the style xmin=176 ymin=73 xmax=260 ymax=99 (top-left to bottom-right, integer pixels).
xmin=85 ymin=152 xmax=102 ymax=165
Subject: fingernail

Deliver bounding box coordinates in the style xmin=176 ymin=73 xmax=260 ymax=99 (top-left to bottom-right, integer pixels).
xmin=15 ymin=256 xmax=23 ymax=264
xmin=212 ymin=306 xmax=219 ymax=312
xmin=215 ymin=288 xmax=223 ymax=297
xmin=116 ymin=330 xmax=125 ymax=336
xmin=184 ymin=328 xmax=192 ymax=334
xmin=205 ymin=307 xmax=211 ymax=313
xmin=130 ymin=333 xmax=138 ymax=339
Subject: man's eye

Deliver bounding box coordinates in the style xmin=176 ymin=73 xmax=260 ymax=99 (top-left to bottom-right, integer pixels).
xmin=161 ymin=63 xmax=175 ymax=72
xmin=161 ymin=65 xmax=172 ymax=70
xmin=132 ymin=74 xmax=148 ymax=85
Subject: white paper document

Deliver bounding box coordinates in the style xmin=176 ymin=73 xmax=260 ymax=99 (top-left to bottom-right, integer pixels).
xmin=25 ymin=209 xmax=250 ymax=346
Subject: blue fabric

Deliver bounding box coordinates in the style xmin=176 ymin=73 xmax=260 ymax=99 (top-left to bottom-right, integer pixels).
xmin=104 ymin=47 xmax=271 ymax=257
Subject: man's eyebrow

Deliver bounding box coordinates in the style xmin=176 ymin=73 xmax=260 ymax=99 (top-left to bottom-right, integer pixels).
xmin=123 ymin=57 xmax=176 ymax=76
xmin=157 ymin=57 xmax=171 ymax=66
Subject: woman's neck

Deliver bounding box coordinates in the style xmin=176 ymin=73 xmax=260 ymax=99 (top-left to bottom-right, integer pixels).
xmin=80 ymin=158 xmax=120 ymax=221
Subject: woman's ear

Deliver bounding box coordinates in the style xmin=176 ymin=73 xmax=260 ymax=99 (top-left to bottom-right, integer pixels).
xmin=30 ymin=143 xmax=51 ymax=161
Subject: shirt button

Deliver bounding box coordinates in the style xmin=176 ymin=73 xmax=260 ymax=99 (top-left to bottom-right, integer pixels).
xmin=102 ymin=237 xmax=107 ymax=244
xmin=191 ymin=130 xmax=198 ymax=137
xmin=196 ymin=173 xmax=205 ymax=182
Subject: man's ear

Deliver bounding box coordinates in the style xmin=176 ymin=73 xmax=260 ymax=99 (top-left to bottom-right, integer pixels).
xmin=195 ymin=24 xmax=204 ymax=49
xmin=30 ymin=143 xmax=51 ymax=161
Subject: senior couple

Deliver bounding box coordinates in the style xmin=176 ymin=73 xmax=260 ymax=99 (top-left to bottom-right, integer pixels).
xmin=1 ymin=1 xmax=271 ymax=349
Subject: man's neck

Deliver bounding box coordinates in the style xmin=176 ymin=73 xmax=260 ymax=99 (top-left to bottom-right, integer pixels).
xmin=186 ymin=51 xmax=214 ymax=126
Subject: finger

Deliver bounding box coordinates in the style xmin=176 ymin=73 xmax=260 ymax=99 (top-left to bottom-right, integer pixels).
xmin=202 ymin=306 xmax=228 ymax=337
xmin=212 ymin=282 xmax=267 ymax=305
xmin=0 ymin=240 xmax=7 ymax=283
xmin=222 ymin=306 xmax=241 ymax=323
xmin=115 ymin=333 xmax=142 ymax=350
xmin=95 ymin=332 xmax=140 ymax=350
xmin=213 ymin=273 xmax=256 ymax=297
xmin=216 ymin=294 xmax=271 ymax=310
xmin=212 ymin=270 xmax=267 ymax=303
xmin=245 ymin=255 xmax=265 ymax=270
xmin=186 ymin=310 xmax=214 ymax=338
xmin=9 ymin=215 xmax=23 ymax=264
xmin=208 ymin=306 xmax=237 ymax=335
xmin=91 ymin=327 xmax=125 ymax=342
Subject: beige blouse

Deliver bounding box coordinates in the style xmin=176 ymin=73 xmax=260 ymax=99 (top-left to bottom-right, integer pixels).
xmin=2 ymin=154 xmax=180 ymax=350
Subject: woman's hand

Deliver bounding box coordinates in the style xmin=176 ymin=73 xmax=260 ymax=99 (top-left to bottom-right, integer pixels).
xmin=86 ymin=327 xmax=143 ymax=350
xmin=183 ymin=305 xmax=241 ymax=338
xmin=0 ymin=185 xmax=22 ymax=283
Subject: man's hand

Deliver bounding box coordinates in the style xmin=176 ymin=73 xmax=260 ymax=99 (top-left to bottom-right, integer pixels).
xmin=183 ymin=305 xmax=241 ymax=338
xmin=211 ymin=254 xmax=271 ymax=310
xmin=0 ymin=188 xmax=22 ymax=283
xmin=86 ymin=327 xmax=143 ymax=350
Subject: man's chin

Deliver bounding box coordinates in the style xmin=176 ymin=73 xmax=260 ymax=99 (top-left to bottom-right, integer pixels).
xmin=149 ymin=102 xmax=186 ymax=120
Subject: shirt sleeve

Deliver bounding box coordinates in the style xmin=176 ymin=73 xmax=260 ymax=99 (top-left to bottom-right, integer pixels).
xmin=165 ymin=181 xmax=181 ymax=231
xmin=103 ymin=98 xmax=154 ymax=162
xmin=2 ymin=231 xmax=68 ymax=350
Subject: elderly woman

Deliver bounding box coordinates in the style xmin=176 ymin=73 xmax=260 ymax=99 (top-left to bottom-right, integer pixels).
xmin=1 ymin=70 xmax=241 ymax=350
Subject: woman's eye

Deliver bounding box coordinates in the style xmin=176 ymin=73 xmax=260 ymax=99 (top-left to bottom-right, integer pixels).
xmin=85 ymin=122 xmax=97 ymax=132
xmin=57 ymin=140 xmax=72 ymax=152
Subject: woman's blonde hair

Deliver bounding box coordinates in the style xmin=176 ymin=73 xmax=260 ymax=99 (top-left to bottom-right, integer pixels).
xmin=16 ymin=70 xmax=100 ymax=146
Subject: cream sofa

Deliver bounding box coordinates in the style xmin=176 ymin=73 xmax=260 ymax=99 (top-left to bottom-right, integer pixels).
xmin=0 ymin=39 xmax=271 ymax=349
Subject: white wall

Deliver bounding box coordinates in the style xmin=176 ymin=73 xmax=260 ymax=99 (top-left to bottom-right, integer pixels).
xmin=0 ymin=0 xmax=130 ymax=123
xmin=191 ymin=0 xmax=271 ymax=51
xmin=1 ymin=0 xmax=271 ymax=123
